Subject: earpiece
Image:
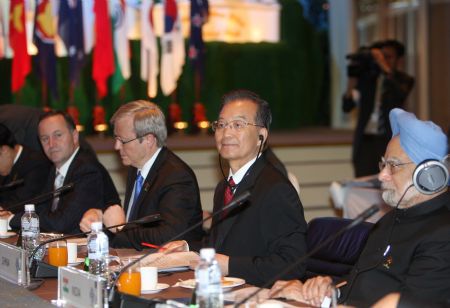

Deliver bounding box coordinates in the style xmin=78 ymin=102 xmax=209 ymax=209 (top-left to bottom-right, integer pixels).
xmin=258 ymin=135 xmax=264 ymax=142
xmin=412 ymin=159 xmax=449 ymax=195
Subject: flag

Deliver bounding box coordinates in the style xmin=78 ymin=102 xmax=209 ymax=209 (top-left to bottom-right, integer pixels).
xmin=140 ymin=0 xmax=158 ymax=98
xmin=81 ymin=0 xmax=94 ymax=54
xmin=92 ymin=0 xmax=115 ymax=98
xmin=189 ymin=0 xmax=208 ymax=77
xmin=111 ymin=0 xmax=130 ymax=94
xmin=0 ymin=1 xmax=8 ymax=59
xmin=160 ymin=0 xmax=185 ymax=96
xmin=34 ymin=0 xmax=58 ymax=99
xmin=58 ymin=0 xmax=85 ymax=86
xmin=9 ymin=0 xmax=30 ymax=92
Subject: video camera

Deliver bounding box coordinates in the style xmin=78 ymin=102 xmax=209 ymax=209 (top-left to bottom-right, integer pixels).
xmin=345 ymin=43 xmax=383 ymax=78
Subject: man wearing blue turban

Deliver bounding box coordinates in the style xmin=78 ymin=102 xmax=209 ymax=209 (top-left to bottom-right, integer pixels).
xmin=269 ymin=108 xmax=450 ymax=307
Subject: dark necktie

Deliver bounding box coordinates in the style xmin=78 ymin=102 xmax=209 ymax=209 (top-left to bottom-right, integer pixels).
xmin=51 ymin=171 xmax=64 ymax=212
xmin=223 ymin=177 xmax=236 ymax=218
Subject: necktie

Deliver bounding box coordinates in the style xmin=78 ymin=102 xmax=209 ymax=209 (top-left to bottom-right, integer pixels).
xmin=223 ymin=177 xmax=236 ymax=218
xmin=133 ymin=171 xmax=144 ymax=206
xmin=51 ymin=171 xmax=64 ymax=211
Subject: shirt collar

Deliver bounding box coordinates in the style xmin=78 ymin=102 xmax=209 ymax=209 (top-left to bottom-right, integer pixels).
xmin=228 ymin=156 xmax=258 ymax=185
xmin=13 ymin=145 xmax=23 ymax=165
xmin=57 ymin=147 xmax=80 ymax=177
xmin=138 ymin=147 xmax=162 ymax=179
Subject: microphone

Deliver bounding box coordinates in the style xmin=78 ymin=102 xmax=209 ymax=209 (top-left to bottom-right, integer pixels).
xmin=29 ymin=213 xmax=162 ymax=278
xmin=0 ymin=182 xmax=75 ymax=212
xmin=0 ymin=178 xmax=24 ymax=192
xmin=234 ymin=204 xmax=380 ymax=307
xmin=108 ymin=190 xmax=252 ymax=303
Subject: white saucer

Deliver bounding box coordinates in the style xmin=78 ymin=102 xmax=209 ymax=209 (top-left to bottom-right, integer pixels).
xmin=0 ymin=231 xmax=16 ymax=238
xmin=141 ymin=283 xmax=170 ymax=294
xmin=68 ymin=258 xmax=84 ymax=266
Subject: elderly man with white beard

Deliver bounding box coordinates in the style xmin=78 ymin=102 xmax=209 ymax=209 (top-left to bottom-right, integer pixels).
xmin=269 ymin=108 xmax=450 ymax=307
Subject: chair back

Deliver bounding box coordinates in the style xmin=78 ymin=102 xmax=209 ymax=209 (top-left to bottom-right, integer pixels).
xmin=305 ymin=217 xmax=373 ymax=279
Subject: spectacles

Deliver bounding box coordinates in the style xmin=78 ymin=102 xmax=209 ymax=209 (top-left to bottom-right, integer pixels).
xmin=378 ymin=156 xmax=413 ymax=174
xmin=211 ymin=120 xmax=264 ymax=132
xmin=114 ymin=132 xmax=152 ymax=145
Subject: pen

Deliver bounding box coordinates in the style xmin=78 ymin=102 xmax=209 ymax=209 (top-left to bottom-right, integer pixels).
xmin=141 ymin=242 xmax=166 ymax=250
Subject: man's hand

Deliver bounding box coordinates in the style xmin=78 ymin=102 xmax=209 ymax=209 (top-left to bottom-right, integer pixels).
xmin=160 ymin=240 xmax=189 ymax=253
xmin=79 ymin=208 xmax=103 ymax=232
xmin=102 ymin=205 xmax=125 ymax=233
xmin=0 ymin=210 xmax=12 ymax=218
xmin=301 ymin=276 xmax=334 ymax=307
xmin=215 ymin=253 xmax=229 ymax=276
xmin=269 ymin=280 xmax=306 ymax=302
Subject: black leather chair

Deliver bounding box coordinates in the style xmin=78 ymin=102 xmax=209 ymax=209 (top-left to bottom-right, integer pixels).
xmin=305 ymin=217 xmax=373 ymax=279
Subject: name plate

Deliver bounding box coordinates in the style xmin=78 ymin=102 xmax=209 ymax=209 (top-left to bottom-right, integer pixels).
xmin=0 ymin=242 xmax=27 ymax=285
xmin=57 ymin=266 xmax=106 ymax=308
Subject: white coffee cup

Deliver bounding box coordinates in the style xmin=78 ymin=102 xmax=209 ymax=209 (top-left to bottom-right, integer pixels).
xmin=0 ymin=218 xmax=8 ymax=235
xmin=140 ymin=266 xmax=158 ymax=290
xmin=67 ymin=242 xmax=78 ymax=263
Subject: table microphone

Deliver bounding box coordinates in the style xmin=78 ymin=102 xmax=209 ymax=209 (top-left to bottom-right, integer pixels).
xmin=29 ymin=213 xmax=162 ymax=278
xmin=0 ymin=182 xmax=75 ymax=212
xmin=0 ymin=178 xmax=24 ymax=192
xmin=234 ymin=204 xmax=380 ymax=307
xmin=108 ymin=190 xmax=252 ymax=304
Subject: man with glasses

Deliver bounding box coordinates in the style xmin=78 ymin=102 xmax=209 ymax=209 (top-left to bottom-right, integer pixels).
xmin=80 ymin=100 xmax=203 ymax=248
xmin=270 ymin=108 xmax=450 ymax=307
xmin=164 ymin=90 xmax=307 ymax=286
xmin=2 ymin=111 xmax=120 ymax=234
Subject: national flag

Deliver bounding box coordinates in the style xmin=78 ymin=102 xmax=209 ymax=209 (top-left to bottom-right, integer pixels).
xmin=58 ymin=0 xmax=85 ymax=86
xmin=140 ymin=0 xmax=158 ymax=98
xmin=81 ymin=0 xmax=94 ymax=54
xmin=34 ymin=0 xmax=58 ymax=99
xmin=160 ymin=0 xmax=185 ymax=96
xmin=189 ymin=0 xmax=208 ymax=77
xmin=111 ymin=0 xmax=130 ymax=94
xmin=92 ymin=0 xmax=115 ymax=98
xmin=9 ymin=0 xmax=30 ymax=92
xmin=0 ymin=1 xmax=8 ymax=59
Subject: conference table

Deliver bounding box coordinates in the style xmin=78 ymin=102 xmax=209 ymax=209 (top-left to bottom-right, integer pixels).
xmin=1 ymin=235 xmax=310 ymax=307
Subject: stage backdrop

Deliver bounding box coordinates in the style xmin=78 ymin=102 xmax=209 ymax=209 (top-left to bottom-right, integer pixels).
xmin=0 ymin=0 xmax=329 ymax=133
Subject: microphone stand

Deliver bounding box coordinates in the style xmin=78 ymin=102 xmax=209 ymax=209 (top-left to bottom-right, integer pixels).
xmin=234 ymin=204 xmax=380 ymax=307
xmin=28 ymin=213 xmax=162 ymax=280
xmin=108 ymin=190 xmax=252 ymax=304
xmin=0 ymin=183 xmax=75 ymax=213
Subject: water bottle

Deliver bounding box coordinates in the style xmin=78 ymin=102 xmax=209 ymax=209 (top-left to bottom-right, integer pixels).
xmin=87 ymin=222 xmax=109 ymax=276
xmin=195 ymin=248 xmax=224 ymax=308
xmin=21 ymin=204 xmax=43 ymax=260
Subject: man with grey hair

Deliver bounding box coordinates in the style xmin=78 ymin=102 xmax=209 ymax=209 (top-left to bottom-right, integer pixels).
xmin=80 ymin=100 xmax=203 ymax=248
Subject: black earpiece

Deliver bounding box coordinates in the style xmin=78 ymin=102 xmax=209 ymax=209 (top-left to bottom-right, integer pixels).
xmin=258 ymin=135 xmax=264 ymax=142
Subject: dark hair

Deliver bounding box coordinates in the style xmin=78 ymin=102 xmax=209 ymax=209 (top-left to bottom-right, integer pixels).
xmin=0 ymin=123 xmax=17 ymax=148
xmin=220 ymin=89 xmax=272 ymax=130
xmin=38 ymin=111 xmax=76 ymax=131
xmin=382 ymin=39 xmax=405 ymax=58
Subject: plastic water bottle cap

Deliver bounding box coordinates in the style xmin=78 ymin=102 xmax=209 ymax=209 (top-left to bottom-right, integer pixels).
xmin=24 ymin=204 xmax=35 ymax=211
xmin=199 ymin=248 xmax=215 ymax=259
xmin=91 ymin=222 xmax=103 ymax=231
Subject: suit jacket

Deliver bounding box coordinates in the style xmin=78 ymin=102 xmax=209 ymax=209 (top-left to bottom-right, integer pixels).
xmin=10 ymin=148 xmax=120 ymax=234
xmin=209 ymin=156 xmax=307 ymax=287
xmin=0 ymin=146 xmax=51 ymax=213
xmin=111 ymin=147 xmax=203 ymax=249
xmin=342 ymin=70 xmax=415 ymax=161
xmin=340 ymin=190 xmax=450 ymax=307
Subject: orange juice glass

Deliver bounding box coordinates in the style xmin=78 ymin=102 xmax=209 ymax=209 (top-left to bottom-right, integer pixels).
xmin=48 ymin=240 xmax=68 ymax=267
xmin=117 ymin=258 xmax=141 ymax=296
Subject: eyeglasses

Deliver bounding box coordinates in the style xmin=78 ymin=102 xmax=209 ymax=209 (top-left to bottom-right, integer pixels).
xmin=378 ymin=156 xmax=413 ymax=174
xmin=211 ymin=120 xmax=264 ymax=132
xmin=114 ymin=132 xmax=152 ymax=145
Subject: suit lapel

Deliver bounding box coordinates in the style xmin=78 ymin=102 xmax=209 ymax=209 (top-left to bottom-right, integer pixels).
xmin=213 ymin=156 xmax=266 ymax=250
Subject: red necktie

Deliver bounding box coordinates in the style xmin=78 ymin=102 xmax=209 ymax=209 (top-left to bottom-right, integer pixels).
xmin=224 ymin=177 xmax=236 ymax=206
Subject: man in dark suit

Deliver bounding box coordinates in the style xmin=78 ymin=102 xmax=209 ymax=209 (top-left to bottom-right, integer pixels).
xmin=164 ymin=90 xmax=307 ymax=286
xmin=80 ymin=100 xmax=203 ymax=249
xmin=343 ymin=39 xmax=414 ymax=177
xmin=3 ymin=111 xmax=120 ymax=234
xmin=0 ymin=124 xmax=51 ymax=213
xmin=270 ymin=108 xmax=450 ymax=307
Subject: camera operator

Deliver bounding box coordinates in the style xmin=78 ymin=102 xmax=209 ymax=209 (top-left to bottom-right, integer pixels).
xmin=343 ymin=39 xmax=414 ymax=177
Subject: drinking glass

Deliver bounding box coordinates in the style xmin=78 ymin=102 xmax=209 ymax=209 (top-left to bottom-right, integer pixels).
xmin=117 ymin=258 xmax=141 ymax=296
xmin=48 ymin=240 xmax=68 ymax=267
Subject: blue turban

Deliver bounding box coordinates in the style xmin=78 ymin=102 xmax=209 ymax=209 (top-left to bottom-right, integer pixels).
xmin=389 ymin=108 xmax=448 ymax=165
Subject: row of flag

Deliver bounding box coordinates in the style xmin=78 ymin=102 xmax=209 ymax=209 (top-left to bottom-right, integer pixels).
xmin=1 ymin=0 xmax=209 ymax=101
